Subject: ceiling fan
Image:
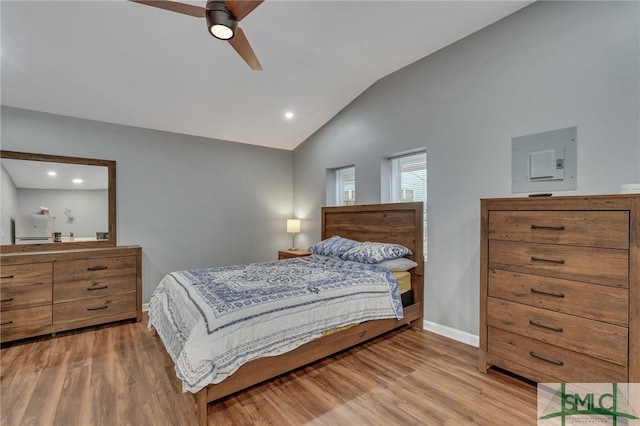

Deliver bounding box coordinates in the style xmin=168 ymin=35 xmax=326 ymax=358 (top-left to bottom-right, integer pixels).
xmin=131 ymin=0 xmax=264 ymax=70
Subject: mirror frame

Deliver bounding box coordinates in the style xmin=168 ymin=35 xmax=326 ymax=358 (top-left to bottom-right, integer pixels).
xmin=1 ymin=150 xmax=116 ymax=253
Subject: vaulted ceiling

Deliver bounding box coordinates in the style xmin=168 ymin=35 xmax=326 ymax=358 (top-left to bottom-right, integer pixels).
xmin=1 ymin=1 xmax=532 ymax=150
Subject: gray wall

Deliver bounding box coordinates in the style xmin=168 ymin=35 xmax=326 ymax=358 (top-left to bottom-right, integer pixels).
xmin=1 ymin=106 xmax=293 ymax=303
xmin=292 ymin=1 xmax=640 ymax=339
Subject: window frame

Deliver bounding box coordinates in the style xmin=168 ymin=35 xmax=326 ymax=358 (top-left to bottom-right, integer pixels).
xmin=389 ymin=151 xmax=427 ymax=258
xmin=335 ymin=166 xmax=355 ymax=206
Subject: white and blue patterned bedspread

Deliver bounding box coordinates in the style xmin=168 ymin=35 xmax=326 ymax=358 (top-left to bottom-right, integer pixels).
xmin=148 ymin=255 xmax=403 ymax=393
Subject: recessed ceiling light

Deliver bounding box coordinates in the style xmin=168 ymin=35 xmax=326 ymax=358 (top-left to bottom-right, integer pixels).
xmin=48 ymin=171 xmax=57 ymax=176
xmin=285 ymin=111 xmax=294 ymax=119
xmin=72 ymin=178 xmax=83 ymax=184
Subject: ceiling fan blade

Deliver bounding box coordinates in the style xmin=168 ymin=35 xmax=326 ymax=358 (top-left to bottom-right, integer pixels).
xmin=130 ymin=0 xmax=206 ymax=18
xmin=228 ymin=27 xmax=262 ymax=70
xmin=225 ymin=0 xmax=263 ymax=21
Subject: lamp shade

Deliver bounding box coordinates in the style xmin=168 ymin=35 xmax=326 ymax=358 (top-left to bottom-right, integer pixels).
xmin=286 ymin=219 xmax=301 ymax=234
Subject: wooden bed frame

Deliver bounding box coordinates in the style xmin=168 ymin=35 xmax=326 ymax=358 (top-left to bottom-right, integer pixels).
xmin=187 ymin=202 xmax=424 ymax=426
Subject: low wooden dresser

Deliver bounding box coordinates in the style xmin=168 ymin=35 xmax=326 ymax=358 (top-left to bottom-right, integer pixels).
xmin=479 ymin=194 xmax=639 ymax=383
xmin=1 ymin=246 xmax=142 ymax=344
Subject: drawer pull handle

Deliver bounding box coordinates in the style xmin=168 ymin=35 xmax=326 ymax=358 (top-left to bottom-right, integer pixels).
xmin=0 ymin=297 xmax=14 ymax=303
xmin=531 ymin=288 xmax=565 ymax=298
xmin=529 ymin=320 xmax=563 ymax=332
xmin=531 ymin=224 xmax=565 ymax=231
xmin=531 ymin=256 xmax=565 ymax=265
xmin=0 ymin=275 xmax=15 ymax=279
xmin=530 ymin=351 xmax=564 ymax=366
xmin=87 ymin=285 xmax=108 ymax=291
xmin=87 ymin=265 xmax=108 ymax=271
xmin=0 ymin=320 xmax=14 ymax=326
xmin=87 ymin=305 xmax=108 ymax=311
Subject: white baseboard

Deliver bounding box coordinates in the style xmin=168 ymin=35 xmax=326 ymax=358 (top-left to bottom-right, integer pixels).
xmin=142 ymin=303 xmax=149 ymax=312
xmin=424 ymin=320 xmax=479 ymax=348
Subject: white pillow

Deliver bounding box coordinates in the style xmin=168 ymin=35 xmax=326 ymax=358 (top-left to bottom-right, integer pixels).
xmin=375 ymin=257 xmax=418 ymax=271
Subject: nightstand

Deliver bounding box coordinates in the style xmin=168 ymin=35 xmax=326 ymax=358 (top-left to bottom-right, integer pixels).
xmin=278 ymin=249 xmax=312 ymax=260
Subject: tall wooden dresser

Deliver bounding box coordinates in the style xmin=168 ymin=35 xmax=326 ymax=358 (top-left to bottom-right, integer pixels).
xmin=0 ymin=246 xmax=142 ymax=344
xmin=479 ymin=194 xmax=639 ymax=383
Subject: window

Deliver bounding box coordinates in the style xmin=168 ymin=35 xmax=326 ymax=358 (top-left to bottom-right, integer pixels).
xmin=335 ymin=166 xmax=355 ymax=206
xmin=391 ymin=151 xmax=427 ymax=257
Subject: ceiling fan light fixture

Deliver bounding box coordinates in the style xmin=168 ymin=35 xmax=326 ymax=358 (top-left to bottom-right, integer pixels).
xmin=133 ymin=0 xmax=263 ymax=70
xmin=206 ymin=2 xmax=237 ymax=40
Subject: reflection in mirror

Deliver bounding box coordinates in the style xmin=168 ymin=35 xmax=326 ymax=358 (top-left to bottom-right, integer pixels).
xmin=2 ymin=159 xmax=108 ymax=245
xmin=0 ymin=151 xmax=116 ymax=253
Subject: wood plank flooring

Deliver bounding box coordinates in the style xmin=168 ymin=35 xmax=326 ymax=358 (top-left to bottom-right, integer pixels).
xmin=1 ymin=316 xmax=538 ymax=425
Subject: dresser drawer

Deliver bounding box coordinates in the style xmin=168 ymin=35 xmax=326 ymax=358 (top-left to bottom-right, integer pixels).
xmin=1 ymin=263 xmax=52 ymax=289
xmin=488 ymin=327 xmax=627 ymax=383
xmin=53 ymin=256 xmax=137 ymax=303
xmin=53 ymin=272 xmax=136 ymax=303
xmin=1 ymin=263 xmax=53 ymax=311
xmin=1 ymin=281 xmax=52 ymax=311
xmin=489 ymin=240 xmax=628 ymax=287
xmin=488 ymin=270 xmax=628 ymax=325
xmin=488 ymin=211 xmax=629 ymax=249
xmin=487 ymin=298 xmax=627 ymax=366
xmin=53 ymin=291 xmax=136 ymax=325
xmin=0 ymin=305 xmax=52 ymax=342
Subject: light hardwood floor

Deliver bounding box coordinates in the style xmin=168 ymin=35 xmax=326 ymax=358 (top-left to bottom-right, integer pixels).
xmin=1 ymin=316 xmax=538 ymax=425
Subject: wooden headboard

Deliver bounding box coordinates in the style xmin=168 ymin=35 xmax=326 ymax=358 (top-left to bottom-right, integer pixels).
xmin=321 ymin=202 xmax=424 ymax=275
xmin=321 ymin=202 xmax=425 ymax=316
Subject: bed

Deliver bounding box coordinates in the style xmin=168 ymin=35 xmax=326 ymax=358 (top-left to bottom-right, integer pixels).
xmin=149 ymin=202 xmax=424 ymax=426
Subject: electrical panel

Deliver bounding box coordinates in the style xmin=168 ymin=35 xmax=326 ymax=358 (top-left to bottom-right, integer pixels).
xmin=512 ymin=126 xmax=577 ymax=193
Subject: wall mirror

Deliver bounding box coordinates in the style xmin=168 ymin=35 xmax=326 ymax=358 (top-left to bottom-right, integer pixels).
xmin=0 ymin=150 xmax=116 ymax=253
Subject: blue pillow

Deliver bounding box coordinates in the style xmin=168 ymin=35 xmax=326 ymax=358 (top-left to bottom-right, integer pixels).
xmin=340 ymin=242 xmax=412 ymax=264
xmin=308 ymin=235 xmax=361 ymax=258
